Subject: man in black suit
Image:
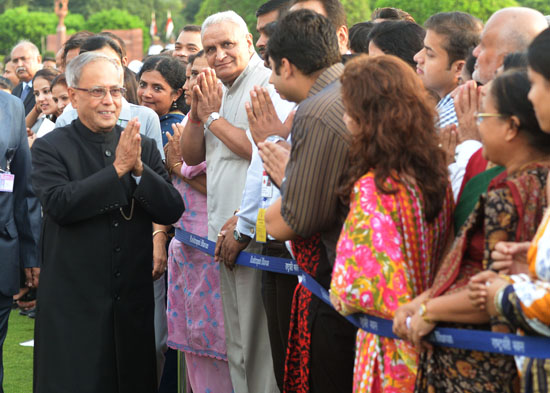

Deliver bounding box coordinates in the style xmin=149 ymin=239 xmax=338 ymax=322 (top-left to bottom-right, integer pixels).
xmin=0 ymin=91 xmax=41 ymax=392
xmin=11 ymin=40 xmax=42 ymax=116
xmin=31 ymin=52 xmax=184 ymax=393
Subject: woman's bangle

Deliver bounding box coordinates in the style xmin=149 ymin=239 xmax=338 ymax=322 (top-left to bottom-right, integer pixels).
xmin=169 ymin=161 xmax=183 ymax=175
xmin=419 ymin=302 xmax=434 ymax=324
xmin=152 ymin=229 xmax=168 ymax=239
xmin=188 ymin=116 xmax=201 ymax=125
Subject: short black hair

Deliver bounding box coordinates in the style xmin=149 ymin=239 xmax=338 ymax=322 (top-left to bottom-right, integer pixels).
xmin=62 ymin=31 xmax=94 ymax=66
xmin=348 ymin=21 xmax=375 ymax=53
xmin=256 ymin=0 xmax=290 ymax=17
xmin=464 ymin=50 xmax=476 ymax=79
xmin=528 ymin=28 xmax=550 ymax=81
xmin=33 ymin=67 xmax=60 ymax=85
xmin=51 ymin=73 xmax=67 ymax=90
xmin=263 ymin=21 xmax=278 ymax=38
xmin=367 ymin=20 xmax=425 ymax=69
xmin=267 ymin=9 xmax=340 ymax=76
xmin=371 ymin=7 xmax=415 ymax=22
xmin=79 ymin=35 xmax=124 ymax=63
xmin=182 ymin=25 xmax=201 ymax=33
xmin=289 ymin=0 xmax=347 ymax=29
xmin=188 ymin=50 xmax=205 ymax=67
xmin=502 ymin=51 xmax=528 ymax=71
xmin=123 ymin=67 xmax=139 ymax=104
xmin=424 ymin=12 xmax=482 ymax=66
xmin=137 ymin=55 xmax=187 ymax=113
xmin=0 ymin=76 xmax=13 ymax=91
xmin=98 ymin=31 xmax=127 ymax=57
xmin=491 ymin=69 xmax=550 ymax=154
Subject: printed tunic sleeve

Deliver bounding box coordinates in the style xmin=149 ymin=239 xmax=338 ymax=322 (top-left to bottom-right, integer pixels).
xmin=483 ymin=187 xmax=519 ymax=270
xmin=330 ymin=174 xmax=408 ymax=319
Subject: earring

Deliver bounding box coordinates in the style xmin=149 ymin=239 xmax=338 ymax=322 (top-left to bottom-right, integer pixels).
xmin=171 ymin=101 xmax=178 ymax=110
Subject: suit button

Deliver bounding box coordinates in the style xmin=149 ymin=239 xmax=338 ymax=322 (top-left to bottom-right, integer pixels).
xmin=114 ymin=271 xmax=121 ymax=278
xmin=114 ymin=246 xmax=121 ymax=252
xmin=115 ymin=295 xmax=121 ymax=301
xmin=105 ymin=149 xmax=112 ymax=157
xmin=112 ymin=220 xmax=119 ymax=228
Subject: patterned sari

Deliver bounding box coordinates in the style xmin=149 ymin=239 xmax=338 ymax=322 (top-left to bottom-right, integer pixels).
xmin=330 ymin=172 xmax=453 ymax=393
xmin=496 ymin=207 xmax=550 ymax=393
xmin=417 ymin=163 xmax=549 ymax=393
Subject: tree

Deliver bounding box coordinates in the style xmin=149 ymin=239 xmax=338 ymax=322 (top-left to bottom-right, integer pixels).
xmin=194 ymin=0 xmax=371 ymax=39
xmin=373 ymin=0 xmax=518 ymax=24
xmin=0 ymin=6 xmax=57 ymax=54
xmin=83 ymin=8 xmax=151 ymax=50
xmin=517 ymin=0 xmax=550 ymax=15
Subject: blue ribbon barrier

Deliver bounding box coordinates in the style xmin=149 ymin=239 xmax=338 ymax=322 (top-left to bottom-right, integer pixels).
xmin=175 ymin=229 xmax=300 ymax=275
xmin=174 ymin=228 xmax=550 ymax=359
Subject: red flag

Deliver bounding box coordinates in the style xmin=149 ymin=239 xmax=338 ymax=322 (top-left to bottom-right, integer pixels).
xmin=165 ymin=11 xmax=174 ymax=40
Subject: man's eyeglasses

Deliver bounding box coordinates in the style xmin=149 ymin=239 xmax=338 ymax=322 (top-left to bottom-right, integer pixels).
xmin=73 ymin=86 xmax=126 ymax=99
xmin=474 ymin=112 xmax=506 ymax=126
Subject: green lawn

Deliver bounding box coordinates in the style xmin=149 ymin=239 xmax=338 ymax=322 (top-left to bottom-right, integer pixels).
xmin=3 ymin=310 xmax=34 ymax=393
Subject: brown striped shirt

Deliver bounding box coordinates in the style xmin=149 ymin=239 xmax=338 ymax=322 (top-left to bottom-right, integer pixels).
xmin=280 ymin=62 xmax=350 ymax=274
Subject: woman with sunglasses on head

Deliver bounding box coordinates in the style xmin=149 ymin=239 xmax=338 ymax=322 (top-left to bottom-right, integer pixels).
xmin=394 ymin=66 xmax=550 ymax=392
xmin=468 ymin=28 xmax=550 ymax=393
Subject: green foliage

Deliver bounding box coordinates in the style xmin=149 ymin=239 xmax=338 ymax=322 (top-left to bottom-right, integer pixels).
xmin=65 ymin=13 xmax=86 ymax=34
xmin=194 ymin=0 xmax=263 ymax=39
xmin=83 ymin=8 xmax=150 ymax=51
xmin=182 ymin=0 xmax=203 ymax=24
xmin=342 ymin=0 xmax=371 ymax=25
xmin=194 ymin=0 xmax=371 ymax=40
xmin=373 ymin=0 xmax=518 ymax=24
xmin=0 ymin=6 xmax=57 ymax=54
xmin=518 ymin=0 xmax=550 ymax=15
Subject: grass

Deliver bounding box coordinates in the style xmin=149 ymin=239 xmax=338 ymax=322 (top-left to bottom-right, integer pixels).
xmin=3 ymin=310 xmax=34 ymax=393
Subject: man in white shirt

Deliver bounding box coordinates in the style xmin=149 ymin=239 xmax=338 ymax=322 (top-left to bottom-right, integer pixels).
xmin=180 ymin=10 xmax=279 ymax=393
xmin=414 ymin=12 xmax=482 ymax=199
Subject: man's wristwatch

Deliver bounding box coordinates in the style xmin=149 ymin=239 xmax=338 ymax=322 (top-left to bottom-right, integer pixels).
xmin=233 ymin=228 xmax=251 ymax=243
xmin=205 ymin=112 xmax=220 ymax=129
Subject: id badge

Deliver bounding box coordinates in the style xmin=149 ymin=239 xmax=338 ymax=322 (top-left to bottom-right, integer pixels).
xmin=256 ymin=208 xmax=267 ymax=243
xmin=261 ymin=171 xmax=273 ymax=198
xmin=0 ymin=173 xmax=14 ymax=192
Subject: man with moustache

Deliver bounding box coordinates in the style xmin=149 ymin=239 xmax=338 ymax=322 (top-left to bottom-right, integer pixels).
xmin=180 ymin=10 xmax=279 ymax=393
xmin=11 ymin=41 xmax=42 ymax=115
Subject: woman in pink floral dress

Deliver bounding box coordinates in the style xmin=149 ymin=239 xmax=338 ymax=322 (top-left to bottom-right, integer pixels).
xmin=330 ymin=55 xmax=453 ymax=392
xmin=164 ymin=52 xmax=233 ymax=393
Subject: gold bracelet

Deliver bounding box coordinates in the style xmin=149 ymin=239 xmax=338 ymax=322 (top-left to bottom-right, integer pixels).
xmin=419 ymin=302 xmax=434 ymax=324
xmin=169 ymin=161 xmax=183 ymax=175
xmin=152 ymin=230 xmax=168 ymax=239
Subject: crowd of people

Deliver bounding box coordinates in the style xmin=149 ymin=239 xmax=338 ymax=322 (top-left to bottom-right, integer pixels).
xmin=1 ymin=0 xmax=550 ymax=392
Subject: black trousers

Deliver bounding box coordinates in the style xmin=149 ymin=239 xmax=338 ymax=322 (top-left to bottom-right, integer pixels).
xmin=261 ymin=241 xmax=298 ymax=392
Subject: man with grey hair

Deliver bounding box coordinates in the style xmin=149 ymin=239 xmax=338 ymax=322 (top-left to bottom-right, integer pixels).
xmin=180 ymin=10 xmax=279 ymax=393
xmin=451 ymin=7 xmax=548 ymax=186
xmin=31 ymin=52 xmax=184 ymax=393
xmin=472 ymin=7 xmax=548 ymax=84
xmin=11 ymin=40 xmax=42 ymax=115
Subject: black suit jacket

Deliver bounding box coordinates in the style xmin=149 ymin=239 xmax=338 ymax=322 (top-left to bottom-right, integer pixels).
xmin=12 ymin=82 xmax=36 ymax=116
xmin=0 ymin=91 xmax=40 ymax=297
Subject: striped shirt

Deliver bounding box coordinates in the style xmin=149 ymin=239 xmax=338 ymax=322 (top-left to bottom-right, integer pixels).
xmin=436 ymin=93 xmax=458 ymax=129
xmin=280 ymin=63 xmax=350 ymax=268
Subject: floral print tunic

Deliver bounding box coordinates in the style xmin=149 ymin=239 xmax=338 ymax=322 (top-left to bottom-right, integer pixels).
xmin=331 ymin=172 xmax=453 ymax=393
